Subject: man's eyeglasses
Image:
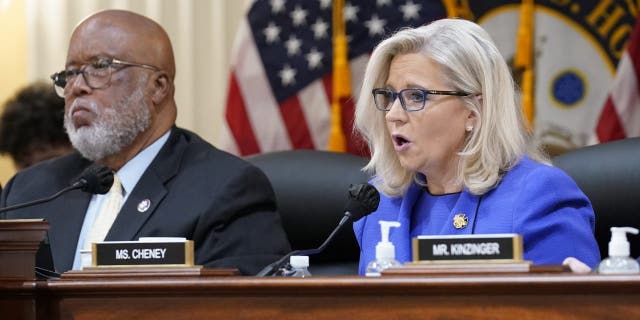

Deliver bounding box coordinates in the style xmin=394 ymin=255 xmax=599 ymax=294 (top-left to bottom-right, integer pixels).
xmin=372 ymin=88 xmax=472 ymax=112
xmin=50 ymin=58 xmax=159 ymax=98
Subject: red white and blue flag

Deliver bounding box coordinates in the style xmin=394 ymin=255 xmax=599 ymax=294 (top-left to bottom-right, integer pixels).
xmin=596 ymin=12 xmax=640 ymax=142
xmin=220 ymin=0 xmax=446 ymax=156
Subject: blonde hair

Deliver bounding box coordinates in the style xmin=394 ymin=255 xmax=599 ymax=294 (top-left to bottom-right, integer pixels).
xmin=354 ymin=18 xmax=547 ymax=197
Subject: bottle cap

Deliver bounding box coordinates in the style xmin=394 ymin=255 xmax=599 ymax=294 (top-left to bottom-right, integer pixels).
xmin=290 ymin=255 xmax=309 ymax=268
xmin=609 ymin=227 xmax=639 ymax=257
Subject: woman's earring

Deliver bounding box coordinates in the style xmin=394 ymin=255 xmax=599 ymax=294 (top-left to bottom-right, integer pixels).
xmin=465 ymin=125 xmax=473 ymax=132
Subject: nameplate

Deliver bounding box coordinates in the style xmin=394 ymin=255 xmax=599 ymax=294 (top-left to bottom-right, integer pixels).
xmin=92 ymin=240 xmax=194 ymax=267
xmin=412 ymin=234 xmax=523 ymax=262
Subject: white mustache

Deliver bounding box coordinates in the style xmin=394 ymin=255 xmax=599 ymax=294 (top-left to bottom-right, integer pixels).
xmin=68 ymin=98 xmax=99 ymax=116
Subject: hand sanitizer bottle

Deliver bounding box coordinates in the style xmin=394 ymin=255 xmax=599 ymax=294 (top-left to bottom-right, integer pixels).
xmin=365 ymin=220 xmax=402 ymax=277
xmin=597 ymin=227 xmax=640 ymax=274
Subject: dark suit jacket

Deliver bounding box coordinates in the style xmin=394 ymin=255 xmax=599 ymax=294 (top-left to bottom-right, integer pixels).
xmin=0 ymin=127 xmax=291 ymax=275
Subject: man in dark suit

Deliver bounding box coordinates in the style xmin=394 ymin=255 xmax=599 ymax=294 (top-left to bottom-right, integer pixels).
xmin=0 ymin=10 xmax=290 ymax=275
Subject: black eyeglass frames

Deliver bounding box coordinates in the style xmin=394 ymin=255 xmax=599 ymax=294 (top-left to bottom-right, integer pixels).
xmin=50 ymin=58 xmax=159 ymax=98
xmin=372 ymin=88 xmax=471 ymax=112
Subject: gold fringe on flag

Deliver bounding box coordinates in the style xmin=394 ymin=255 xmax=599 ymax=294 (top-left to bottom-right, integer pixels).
xmin=514 ymin=0 xmax=535 ymax=130
xmin=327 ymin=0 xmax=350 ymax=152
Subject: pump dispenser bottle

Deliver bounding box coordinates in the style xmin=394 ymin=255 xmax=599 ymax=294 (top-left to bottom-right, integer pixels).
xmin=597 ymin=227 xmax=640 ymax=274
xmin=365 ymin=220 xmax=401 ymax=277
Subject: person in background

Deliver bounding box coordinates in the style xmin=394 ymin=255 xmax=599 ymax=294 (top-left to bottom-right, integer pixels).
xmin=0 ymin=9 xmax=290 ymax=275
xmin=0 ymin=81 xmax=73 ymax=170
xmin=353 ymin=18 xmax=600 ymax=275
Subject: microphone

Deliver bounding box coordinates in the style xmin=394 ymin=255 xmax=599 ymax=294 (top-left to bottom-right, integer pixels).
xmin=256 ymin=183 xmax=380 ymax=277
xmin=72 ymin=163 xmax=114 ymax=194
xmin=0 ymin=163 xmax=114 ymax=214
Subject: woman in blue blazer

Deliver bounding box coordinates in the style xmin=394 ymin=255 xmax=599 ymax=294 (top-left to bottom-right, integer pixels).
xmin=352 ymin=19 xmax=600 ymax=275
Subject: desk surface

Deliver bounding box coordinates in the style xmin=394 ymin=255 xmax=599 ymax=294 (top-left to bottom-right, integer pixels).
xmin=3 ymin=272 xmax=640 ymax=320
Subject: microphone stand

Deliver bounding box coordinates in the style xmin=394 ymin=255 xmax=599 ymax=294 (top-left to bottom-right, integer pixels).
xmin=256 ymin=214 xmax=353 ymax=277
xmin=0 ymin=164 xmax=113 ymax=279
xmin=0 ymin=163 xmax=113 ymax=215
xmin=0 ymin=183 xmax=83 ymax=214
xmin=0 ymin=183 xmax=85 ymax=279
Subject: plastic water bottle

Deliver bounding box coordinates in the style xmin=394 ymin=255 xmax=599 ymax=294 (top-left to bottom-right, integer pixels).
xmin=289 ymin=255 xmax=311 ymax=277
xmin=597 ymin=227 xmax=640 ymax=274
xmin=365 ymin=220 xmax=402 ymax=276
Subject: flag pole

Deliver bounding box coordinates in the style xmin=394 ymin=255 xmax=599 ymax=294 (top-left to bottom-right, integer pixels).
xmin=514 ymin=0 xmax=535 ymax=131
xmin=442 ymin=0 xmax=458 ymax=18
xmin=442 ymin=0 xmax=474 ymax=19
xmin=328 ymin=0 xmax=349 ymax=152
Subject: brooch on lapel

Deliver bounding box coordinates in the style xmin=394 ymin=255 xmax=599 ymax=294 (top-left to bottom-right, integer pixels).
xmin=453 ymin=213 xmax=468 ymax=229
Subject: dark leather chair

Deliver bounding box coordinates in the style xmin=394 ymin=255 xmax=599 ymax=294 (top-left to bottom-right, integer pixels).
xmin=553 ymin=138 xmax=640 ymax=258
xmin=246 ymin=150 xmax=370 ymax=275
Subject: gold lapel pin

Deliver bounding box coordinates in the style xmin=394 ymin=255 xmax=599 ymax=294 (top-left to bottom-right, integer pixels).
xmin=453 ymin=213 xmax=468 ymax=229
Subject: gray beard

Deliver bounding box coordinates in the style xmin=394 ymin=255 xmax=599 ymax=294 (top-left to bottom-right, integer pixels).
xmin=64 ymin=86 xmax=151 ymax=161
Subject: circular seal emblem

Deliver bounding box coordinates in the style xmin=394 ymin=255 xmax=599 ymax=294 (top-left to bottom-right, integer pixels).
xmin=551 ymin=69 xmax=587 ymax=109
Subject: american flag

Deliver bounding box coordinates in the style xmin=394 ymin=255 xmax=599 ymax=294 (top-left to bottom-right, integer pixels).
xmin=221 ymin=0 xmax=446 ymax=156
xmin=595 ymin=12 xmax=640 ymax=142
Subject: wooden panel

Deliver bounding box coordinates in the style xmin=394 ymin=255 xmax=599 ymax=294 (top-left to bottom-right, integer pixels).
xmin=0 ymin=280 xmax=38 ymax=320
xmin=0 ymin=220 xmax=49 ymax=280
xmin=54 ymin=294 xmax=640 ymax=320
xmin=3 ymin=272 xmax=640 ymax=320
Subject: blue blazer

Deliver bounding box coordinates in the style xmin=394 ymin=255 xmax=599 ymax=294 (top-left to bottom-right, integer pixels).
xmin=354 ymin=157 xmax=600 ymax=274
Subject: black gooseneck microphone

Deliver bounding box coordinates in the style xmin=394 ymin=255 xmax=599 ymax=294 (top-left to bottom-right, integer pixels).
xmin=1 ymin=163 xmax=114 ymax=280
xmin=0 ymin=163 xmax=114 ymax=214
xmin=256 ymin=183 xmax=380 ymax=277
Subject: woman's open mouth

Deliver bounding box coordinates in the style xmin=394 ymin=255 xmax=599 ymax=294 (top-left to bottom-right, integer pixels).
xmin=392 ymin=134 xmax=411 ymax=152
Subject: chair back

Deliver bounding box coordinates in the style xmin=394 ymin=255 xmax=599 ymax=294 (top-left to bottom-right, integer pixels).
xmin=247 ymin=150 xmax=370 ymax=275
xmin=553 ymin=138 xmax=640 ymax=258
